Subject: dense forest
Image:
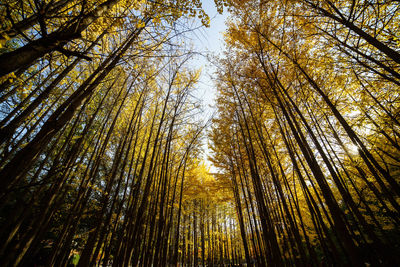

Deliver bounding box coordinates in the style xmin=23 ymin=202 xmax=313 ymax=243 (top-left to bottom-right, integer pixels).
xmin=0 ymin=0 xmax=399 ymax=266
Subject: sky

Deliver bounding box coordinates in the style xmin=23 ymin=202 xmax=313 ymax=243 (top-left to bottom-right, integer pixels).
xmin=191 ymin=0 xmax=228 ymax=110
xmin=189 ymin=0 xmax=229 ymax=171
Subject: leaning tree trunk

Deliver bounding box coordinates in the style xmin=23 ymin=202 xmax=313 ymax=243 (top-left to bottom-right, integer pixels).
xmin=0 ymin=0 xmax=120 ymax=77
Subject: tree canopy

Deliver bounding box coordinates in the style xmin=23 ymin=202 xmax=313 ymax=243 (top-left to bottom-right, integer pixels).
xmin=0 ymin=0 xmax=399 ymax=266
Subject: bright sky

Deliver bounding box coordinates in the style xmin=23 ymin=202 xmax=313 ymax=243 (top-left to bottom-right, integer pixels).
xmin=190 ymin=0 xmax=229 ymax=171
xmin=190 ymin=1 xmax=228 ymax=108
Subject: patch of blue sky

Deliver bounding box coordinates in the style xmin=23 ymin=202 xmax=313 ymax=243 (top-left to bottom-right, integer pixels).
xmin=188 ymin=0 xmax=229 ymax=172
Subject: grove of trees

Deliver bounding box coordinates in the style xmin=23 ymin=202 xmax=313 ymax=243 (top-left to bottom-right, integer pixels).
xmin=0 ymin=0 xmax=399 ymax=266
xmin=210 ymin=0 xmax=400 ymax=266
